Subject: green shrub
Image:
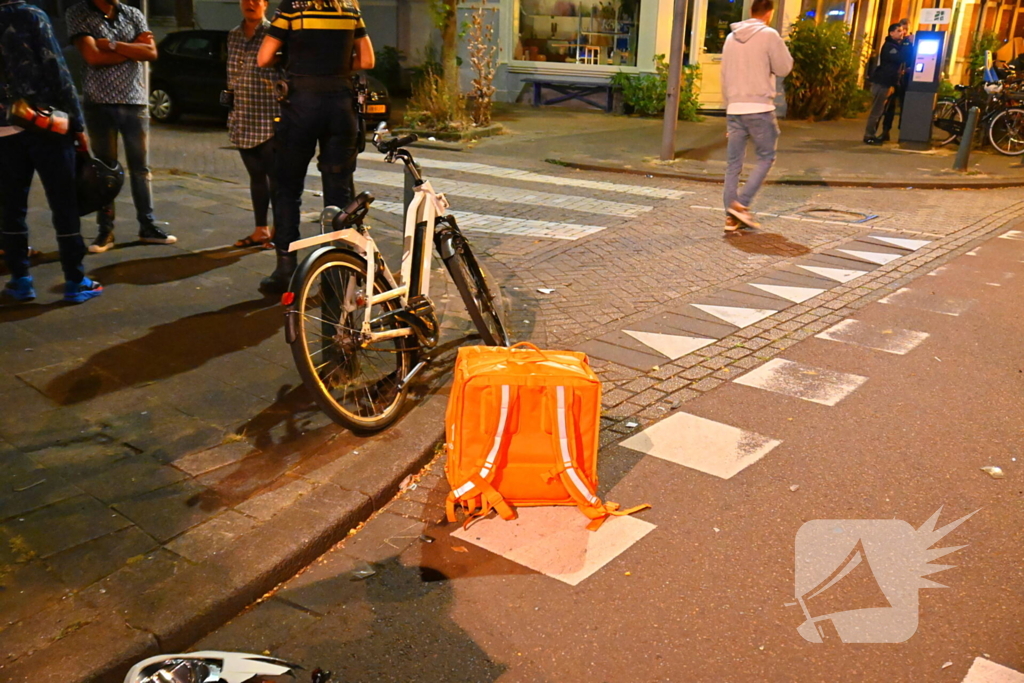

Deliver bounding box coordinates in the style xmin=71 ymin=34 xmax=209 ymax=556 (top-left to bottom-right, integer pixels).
xmin=968 ymin=31 xmax=1000 ymax=85
xmin=938 ymin=78 xmax=956 ymax=99
xmin=403 ymin=71 xmax=469 ymax=132
xmin=784 ymin=20 xmax=860 ymax=120
xmin=610 ymin=55 xmax=701 ymax=121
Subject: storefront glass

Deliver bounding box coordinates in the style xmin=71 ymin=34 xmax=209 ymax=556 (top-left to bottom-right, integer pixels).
xmin=703 ymin=0 xmax=743 ymax=53
xmin=514 ymin=0 xmax=642 ymax=66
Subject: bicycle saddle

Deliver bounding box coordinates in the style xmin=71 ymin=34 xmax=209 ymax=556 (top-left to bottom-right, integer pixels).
xmin=327 ymin=191 xmax=375 ymax=230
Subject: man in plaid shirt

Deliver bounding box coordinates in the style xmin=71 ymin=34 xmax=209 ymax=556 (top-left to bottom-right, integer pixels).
xmin=228 ymin=0 xmax=280 ymax=249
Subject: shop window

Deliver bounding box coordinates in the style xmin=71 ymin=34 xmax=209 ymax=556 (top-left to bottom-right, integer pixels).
xmin=703 ymin=0 xmax=743 ymax=54
xmin=515 ymin=0 xmax=641 ymax=66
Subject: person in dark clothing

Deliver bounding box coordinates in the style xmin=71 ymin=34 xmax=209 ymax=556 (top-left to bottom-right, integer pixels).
xmin=864 ymin=23 xmax=906 ymax=145
xmin=255 ymin=0 xmax=375 ymax=294
xmin=0 ymin=0 xmax=103 ymax=303
xmin=881 ymin=18 xmax=913 ymax=142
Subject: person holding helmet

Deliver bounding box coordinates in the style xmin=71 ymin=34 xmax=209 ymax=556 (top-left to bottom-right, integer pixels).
xmin=0 ymin=0 xmax=103 ymax=303
xmin=255 ymin=0 xmax=375 ymax=294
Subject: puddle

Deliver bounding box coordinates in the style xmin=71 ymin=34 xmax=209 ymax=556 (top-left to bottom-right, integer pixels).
xmin=724 ymin=232 xmax=811 ymax=256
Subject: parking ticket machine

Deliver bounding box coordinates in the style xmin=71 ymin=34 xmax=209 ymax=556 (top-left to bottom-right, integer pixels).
xmin=899 ymin=31 xmax=946 ymax=150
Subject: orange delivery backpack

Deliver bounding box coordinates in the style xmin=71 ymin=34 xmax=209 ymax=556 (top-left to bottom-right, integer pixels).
xmin=444 ymin=342 xmax=649 ymax=530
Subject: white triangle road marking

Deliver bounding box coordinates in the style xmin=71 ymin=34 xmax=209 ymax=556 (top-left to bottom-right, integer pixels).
xmin=998 ymin=229 xmax=1024 ymax=240
xmin=691 ymin=304 xmax=778 ymax=328
xmin=749 ymin=283 xmax=825 ymax=304
xmin=870 ymin=236 xmax=932 ymax=250
xmin=623 ymin=330 xmax=716 ymax=360
xmin=961 ymin=656 xmax=1024 ymax=682
xmin=797 ymin=265 xmax=867 ymax=283
xmin=837 ymin=249 xmax=903 ymax=265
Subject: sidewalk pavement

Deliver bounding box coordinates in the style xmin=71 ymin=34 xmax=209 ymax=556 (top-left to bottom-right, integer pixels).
xmin=475 ymin=104 xmax=1024 ymax=188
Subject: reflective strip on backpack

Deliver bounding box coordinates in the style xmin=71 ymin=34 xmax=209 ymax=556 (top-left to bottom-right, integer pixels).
xmin=453 ymin=384 xmax=510 ymax=498
xmin=555 ymin=386 xmax=598 ymax=505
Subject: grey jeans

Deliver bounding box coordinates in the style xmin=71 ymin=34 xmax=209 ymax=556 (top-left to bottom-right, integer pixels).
xmin=864 ymin=82 xmax=893 ymax=138
xmin=723 ymin=111 xmax=779 ymax=213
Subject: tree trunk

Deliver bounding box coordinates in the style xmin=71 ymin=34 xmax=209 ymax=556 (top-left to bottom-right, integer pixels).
xmin=440 ymin=0 xmax=459 ymax=96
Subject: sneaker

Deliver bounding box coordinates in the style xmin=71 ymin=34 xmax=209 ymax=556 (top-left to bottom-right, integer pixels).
xmin=3 ymin=276 xmax=36 ymax=302
xmin=64 ymin=277 xmax=103 ymax=304
xmin=727 ymin=201 xmax=761 ymax=230
xmin=863 ymin=136 xmax=883 ymax=146
xmin=724 ymin=215 xmax=740 ymax=232
xmin=89 ymin=228 xmax=115 ymax=253
xmin=139 ymin=222 xmax=177 ymax=245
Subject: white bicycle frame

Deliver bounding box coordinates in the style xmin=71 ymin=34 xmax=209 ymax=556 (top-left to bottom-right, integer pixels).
xmin=288 ymin=168 xmax=450 ymax=345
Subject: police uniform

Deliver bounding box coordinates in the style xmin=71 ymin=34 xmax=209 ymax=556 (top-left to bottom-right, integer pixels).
xmin=266 ymin=0 xmax=366 ymax=261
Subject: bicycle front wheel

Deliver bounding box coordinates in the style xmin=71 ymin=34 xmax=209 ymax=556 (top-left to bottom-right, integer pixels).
xmin=439 ymin=228 xmax=510 ymax=347
xmin=988 ymin=107 xmax=1024 ymax=155
xmin=932 ymin=98 xmax=963 ymax=146
xmin=290 ymin=250 xmax=416 ymax=431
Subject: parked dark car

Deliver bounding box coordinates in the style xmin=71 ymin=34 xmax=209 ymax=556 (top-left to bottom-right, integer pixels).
xmin=148 ymin=30 xmax=390 ymax=125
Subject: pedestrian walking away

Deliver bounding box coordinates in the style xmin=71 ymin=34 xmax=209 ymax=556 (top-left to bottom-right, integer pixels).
xmin=720 ymin=0 xmax=793 ymax=232
xmin=0 ymin=0 xmax=103 ymax=303
xmin=256 ymin=0 xmax=375 ymax=294
xmin=67 ymin=0 xmax=177 ymax=253
xmin=228 ymin=0 xmax=280 ymax=250
xmin=864 ymin=23 xmax=906 ymax=145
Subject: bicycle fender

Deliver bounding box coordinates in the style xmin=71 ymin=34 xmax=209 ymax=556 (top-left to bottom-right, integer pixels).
xmin=284 ymin=245 xmax=359 ymax=344
xmin=435 ymin=227 xmax=458 ymax=260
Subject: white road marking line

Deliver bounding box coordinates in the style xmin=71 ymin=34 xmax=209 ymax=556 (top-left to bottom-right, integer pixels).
xmin=815 ymin=319 xmax=930 ymax=355
xmin=357 ymin=153 xmax=692 ymax=200
xmin=836 ymin=248 xmax=903 ymax=265
xmin=749 ymin=283 xmax=825 ymax=304
xmin=368 ymin=200 xmax=604 ymax=241
xmin=734 ymin=358 xmax=868 ymax=406
xmin=961 ymin=657 xmax=1024 ymax=682
xmin=878 ymin=287 xmax=974 ymax=316
xmin=451 ymin=506 xmax=655 ymax=586
xmin=967 ymin=249 xmax=980 ymax=256
xmin=998 ymin=229 xmax=1024 ymax=240
xmin=691 ymin=304 xmax=778 ymax=328
xmin=986 ymin=282 xmax=1002 ymax=286
xmin=623 ymin=330 xmax=716 ymax=360
xmin=797 ymin=265 xmax=868 ymax=283
xmin=620 ymin=412 xmax=781 ymax=479
xmin=308 ymin=164 xmax=653 ymax=218
xmin=869 ymin=235 xmax=932 ymax=250
xmin=688 ymin=205 xmax=856 ymax=227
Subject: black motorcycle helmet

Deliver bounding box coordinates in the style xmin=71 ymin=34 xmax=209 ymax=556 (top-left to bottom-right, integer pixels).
xmin=76 ymin=153 xmax=124 ymax=217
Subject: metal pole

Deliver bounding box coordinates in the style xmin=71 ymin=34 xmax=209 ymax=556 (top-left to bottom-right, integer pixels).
xmin=953 ymin=105 xmax=980 ymax=170
xmin=659 ymin=0 xmax=688 ymax=161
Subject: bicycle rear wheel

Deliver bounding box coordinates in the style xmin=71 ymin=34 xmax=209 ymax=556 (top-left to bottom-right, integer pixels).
xmin=932 ymin=98 xmax=963 ymax=146
xmin=988 ymin=107 xmax=1024 ymax=155
xmin=290 ymin=250 xmax=416 ymax=431
xmin=439 ymin=226 xmax=510 ymax=347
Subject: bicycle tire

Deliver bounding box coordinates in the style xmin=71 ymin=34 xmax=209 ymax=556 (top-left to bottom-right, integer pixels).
xmin=290 ymin=250 xmax=416 ymax=431
xmin=439 ymin=228 xmax=510 ymax=347
xmin=988 ymin=107 xmax=1024 ymax=155
xmin=932 ymin=98 xmax=964 ymax=146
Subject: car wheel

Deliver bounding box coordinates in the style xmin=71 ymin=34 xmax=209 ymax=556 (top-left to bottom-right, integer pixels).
xmin=149 ymin=87 xmax=180 ymax=123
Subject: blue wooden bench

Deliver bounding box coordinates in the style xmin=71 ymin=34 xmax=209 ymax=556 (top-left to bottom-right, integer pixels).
xmin=523 ymin=77 xmax=616 ymax=113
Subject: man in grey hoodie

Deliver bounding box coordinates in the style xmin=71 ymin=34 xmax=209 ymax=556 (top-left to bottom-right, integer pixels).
xmin=720 ymin=0 xmax=793 ymax=232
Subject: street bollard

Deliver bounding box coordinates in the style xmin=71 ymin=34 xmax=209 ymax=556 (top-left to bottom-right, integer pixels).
xmin=953 ymin=106 xmax=981 ymax=171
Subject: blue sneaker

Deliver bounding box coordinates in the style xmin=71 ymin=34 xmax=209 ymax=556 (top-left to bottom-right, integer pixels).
xmin=3 ymin=276 xmax=36 ymax=302
xmin=64 ymin=277 xmax=103 ymax=304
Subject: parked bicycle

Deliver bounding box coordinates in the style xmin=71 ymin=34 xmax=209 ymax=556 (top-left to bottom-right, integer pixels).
xmin=932 ymin=72 xmax=1024 ymax=155
xmin=282 ymin=125 xmax=511 ymax=431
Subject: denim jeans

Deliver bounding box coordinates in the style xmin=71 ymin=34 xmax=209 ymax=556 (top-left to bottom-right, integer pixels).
xmin=84 ymin=103 xmax=155 ymax=229
xmin=274 ymin=89 xmax=359 ymax=252
xmin=724 ymin=111 xmax=779 ymax=213
xmin=0 ymin=132 xmax=86 ymax=282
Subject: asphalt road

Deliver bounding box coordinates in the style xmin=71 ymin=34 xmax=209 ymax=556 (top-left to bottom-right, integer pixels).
xmin=193 ymin=227 xmax=1024 ymax=680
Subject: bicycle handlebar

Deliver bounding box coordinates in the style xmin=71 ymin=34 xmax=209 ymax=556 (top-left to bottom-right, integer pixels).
xmin=376 ymin=133 xmax=418 ymax=155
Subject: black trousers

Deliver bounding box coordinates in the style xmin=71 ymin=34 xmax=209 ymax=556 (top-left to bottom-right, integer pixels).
xmin=238 ymin=137 xmax=276 ymax=228
xmin=273 ymin=88 xmax=359 ymax=252
xmin=0 ymin=132 xmax=86 ymax=282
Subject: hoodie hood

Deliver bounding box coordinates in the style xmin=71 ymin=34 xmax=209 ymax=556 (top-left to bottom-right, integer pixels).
xmin=729 ymin=17 xmax=769 ymax=43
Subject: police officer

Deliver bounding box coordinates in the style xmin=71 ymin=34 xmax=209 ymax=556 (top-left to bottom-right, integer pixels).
xmin=256 ymin=0 xmax=375 ymax=294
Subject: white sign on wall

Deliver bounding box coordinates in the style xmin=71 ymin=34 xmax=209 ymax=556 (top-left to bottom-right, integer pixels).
xmin=919 ymin=8 xmax=952 ymax=25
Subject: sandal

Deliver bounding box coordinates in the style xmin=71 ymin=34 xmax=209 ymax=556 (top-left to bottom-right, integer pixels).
xmin=234 ymin=235 xmax=272 ymax=249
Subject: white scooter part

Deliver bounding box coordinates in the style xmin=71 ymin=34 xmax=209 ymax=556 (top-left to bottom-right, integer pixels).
xmin=124 ymin=651 xmax=302 ymax=683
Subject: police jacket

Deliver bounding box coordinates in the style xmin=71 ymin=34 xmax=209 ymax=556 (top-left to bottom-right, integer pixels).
xmin=267 ymin=0 xmax=366 ymax=78
xmin=871 ymin=36 xmax=905 ymax=88
xmin=0 ymin=0 xmax=85 ymax=132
